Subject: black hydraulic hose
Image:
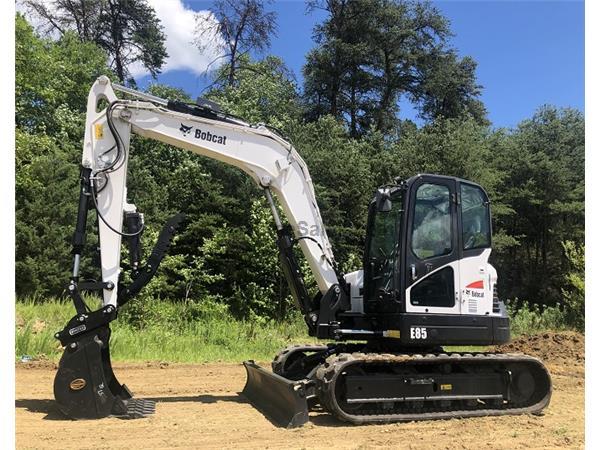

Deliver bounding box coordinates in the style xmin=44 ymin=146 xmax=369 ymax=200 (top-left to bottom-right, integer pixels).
xmin=90 ymin=180 xmax=145 ymax=238
xmin=87 ymin=100 xmax=144 ymax=237
xmin=294 ymin=236 xmax=338 ymax=273
xmin=95 ymin=101 xmax=127 ymax=176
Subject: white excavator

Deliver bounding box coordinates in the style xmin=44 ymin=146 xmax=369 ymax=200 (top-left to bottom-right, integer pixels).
xmin=53 ymin=76 xmax=551 ymax=427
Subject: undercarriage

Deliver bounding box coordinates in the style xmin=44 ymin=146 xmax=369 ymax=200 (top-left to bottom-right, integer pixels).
xmin=242 ymin=343 xmax=552 ymax=427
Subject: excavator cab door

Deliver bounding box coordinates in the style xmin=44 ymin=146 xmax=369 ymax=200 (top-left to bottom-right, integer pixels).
xmin=404 ymin=176 xmax=461 ymax=314
xmin=362 ymin=187 xmax=404 ymax=313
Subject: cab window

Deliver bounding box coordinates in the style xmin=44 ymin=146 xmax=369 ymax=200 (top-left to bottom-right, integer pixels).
xmin=365 ymin=196 xmax=403 ymax=299
xmin=460 ymin=183 xmax=491 ymax=250
xmin=410 ymin=266 xmax=454 ymax=307
xmin=411 ymin=183 xmax=452 ymax=259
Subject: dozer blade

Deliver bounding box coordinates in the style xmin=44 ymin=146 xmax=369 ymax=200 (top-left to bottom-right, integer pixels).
xmin=54 ymin=325 xmax=155 ymax=420
xmin=242 ymin=360 xmax=309 ymax=428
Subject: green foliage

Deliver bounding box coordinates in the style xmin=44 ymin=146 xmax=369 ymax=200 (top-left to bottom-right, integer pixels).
xmin=491 ymin=107 xmax=585 ymax=307
xmin=16 ymin=298 xmax=312 ymax=362
xmin=386 ymin=116 xmax=500 ymax=189
xmin=207 ymin=55 xmax=302 ymax=130
xmin=14 ymin=13 xmax=584 ymax=330
xmin=561 ymin=241 xmax=585 ymax=330
xmin=15 ymin=129 xmax=80 ymax=296
xmin=303 ymin=0 xmax=486 ymax=135
xmin=416 ymin=54 xmax=489 ymax=125
xmin=15 ymin=14 xmax=111 ymax=134
xmin=230 ymin=199 xmax=288 ymax=319
xmin=24 ymin=0 xmax=168 ymax=83
xmin=117 ymin=295 xmax=228 ymax=330
xmin=15 ymin=15 xmax=111 ymax=297
xmin=290 ymin=116 xmax=376 ymax=261
xmin=506 ymin=301 xmax=571 ymax=336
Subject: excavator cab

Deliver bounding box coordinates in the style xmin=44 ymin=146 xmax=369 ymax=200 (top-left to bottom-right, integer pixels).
xmin=346 ymin=174 xmax=509 ymax=346
xmin=301 ymin=174 xmax=509 ymax=346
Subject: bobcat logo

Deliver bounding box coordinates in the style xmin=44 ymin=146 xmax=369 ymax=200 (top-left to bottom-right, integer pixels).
xmin=179 ymin=122 xmax=227 ymax=145
xmin=180 ymin=123 xmax=193 ymax=135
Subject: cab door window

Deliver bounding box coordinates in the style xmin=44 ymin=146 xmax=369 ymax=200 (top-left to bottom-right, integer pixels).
xmin=411 ymin=183 xmax=452 ymax=259
xmin=364 ymin=196 xmax=403 ymax=301
xmin=410 ymin=266 xmax=454 ymax=307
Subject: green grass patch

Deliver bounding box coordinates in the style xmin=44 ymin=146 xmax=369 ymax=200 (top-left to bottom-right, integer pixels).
xmin=506 ymin=301 xmax=573 ymax=336
xmin=16 ymin=297 xmax=315 ymax=363
xmin=16 ymin=297 xmax=579 ymax=363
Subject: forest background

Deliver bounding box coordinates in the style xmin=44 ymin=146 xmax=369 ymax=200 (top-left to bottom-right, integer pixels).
xmin=14 ymin=0 xmax=584 ymax=360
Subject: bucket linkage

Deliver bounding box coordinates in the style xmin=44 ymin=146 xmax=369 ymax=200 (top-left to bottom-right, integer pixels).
xmin=54 ymin=167 xmax=184 ymax=420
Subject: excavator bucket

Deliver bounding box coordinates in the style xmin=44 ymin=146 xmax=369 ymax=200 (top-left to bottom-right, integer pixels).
xmin=242 ymin=360 xmax=310 ymax=428
xmin=54 ymin=325 xmax=155 ymax=419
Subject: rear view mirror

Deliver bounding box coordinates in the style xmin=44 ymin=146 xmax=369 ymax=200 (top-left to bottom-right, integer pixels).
xmin=375 ymin=189 xmax=392 ymax=212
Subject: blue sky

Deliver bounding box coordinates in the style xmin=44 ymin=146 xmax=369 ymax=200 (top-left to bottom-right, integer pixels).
xmin=135 ymin=0 xmax=584 ymax=129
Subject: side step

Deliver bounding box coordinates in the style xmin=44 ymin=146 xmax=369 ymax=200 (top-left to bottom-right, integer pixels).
xmin=54 ymin=325 xmax=155 ymax=420
xmin=241 ymin=360 xmax=310 ymax=428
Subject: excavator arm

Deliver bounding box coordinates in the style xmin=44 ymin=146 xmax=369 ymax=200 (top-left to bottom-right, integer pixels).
xmin=54 ymin=76 xmax=350 ymax=421
xmin=82 ymin=76 xmax=341 ymax=306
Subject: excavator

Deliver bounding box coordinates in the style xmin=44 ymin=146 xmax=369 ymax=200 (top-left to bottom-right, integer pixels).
xmin=53 ymin=76 xmax=552 ymax=427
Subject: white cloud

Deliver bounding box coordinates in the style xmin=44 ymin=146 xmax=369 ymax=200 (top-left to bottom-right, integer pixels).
xmin=16 ymin=0 xmax=226 ymax=78
xmin=131 ymin=0 xmax=225 ymax=78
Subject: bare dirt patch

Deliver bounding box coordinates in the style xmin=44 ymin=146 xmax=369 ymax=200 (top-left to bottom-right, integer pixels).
xmin=16 ymin=332 xmax=584 ymax=449
xmin=497 ymin=331 xmax=584 ymax=366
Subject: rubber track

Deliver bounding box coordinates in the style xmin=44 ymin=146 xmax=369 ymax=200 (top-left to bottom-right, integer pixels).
xmin=315 ymin=352 xmax=552 ymax=425
xmin=271 ymin=344 xmax=329 ymax=377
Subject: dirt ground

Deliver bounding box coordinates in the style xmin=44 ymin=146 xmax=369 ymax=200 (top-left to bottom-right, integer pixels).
xmin=16 ymin=332 xmax=584 ymax=449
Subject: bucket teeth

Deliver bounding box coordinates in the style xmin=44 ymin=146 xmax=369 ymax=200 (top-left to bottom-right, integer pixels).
xmin=123 ymin=399 xmax=156 ymax=419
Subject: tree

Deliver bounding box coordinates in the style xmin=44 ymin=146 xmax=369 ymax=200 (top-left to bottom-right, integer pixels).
xmin=414 ymin=52 xmax=488 ymax=125
xmin=15 ymin=13 xmax=111 ymax=134
xmin=23 ymin=0 xmax=168 ymax=83
xmin=303 ymin=0 xmax=486 ymax=135
xmin=15 ymin=15 xmax=111 ymax=296
xmin=491 ymin=106 xmax=584 ymax=307
xmin=194 ymin=0 xmax=277 ymax=87
xmin=289 ymin=116 xmax=376 ymax=262
xmin=206 ymin=55 xmax=301 ymax=130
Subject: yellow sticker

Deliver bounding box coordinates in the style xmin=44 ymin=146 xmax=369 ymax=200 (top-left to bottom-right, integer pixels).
xmin=384 ymin=329 xmax=401 ymax=338
xmin=440 ymin=384 xmax=453 ymax=391
xmin=95 ymin=124 xmax=104 ymax=140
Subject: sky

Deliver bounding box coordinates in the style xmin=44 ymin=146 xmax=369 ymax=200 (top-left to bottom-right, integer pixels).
xmin=47 ymin=0 xmax=584 ymax=129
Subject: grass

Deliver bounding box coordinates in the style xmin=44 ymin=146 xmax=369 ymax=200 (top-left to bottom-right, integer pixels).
xmin=15 ymin=296 xmax=579 ymax=363
xmin=506 ymin=301 xmax=573 ymax=336
xmin=16 ymin=297 xmax=315 ymax=363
